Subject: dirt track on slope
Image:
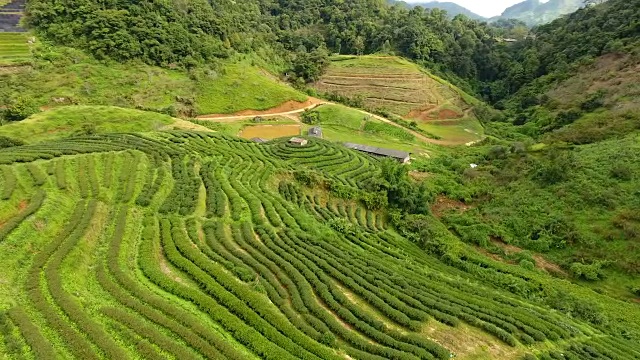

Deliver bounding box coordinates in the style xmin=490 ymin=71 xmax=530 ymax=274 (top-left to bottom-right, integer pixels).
xmin=196 ymin=98 xmax=475 ymax=146
xmin=196 ymin=98 xmax=325 ymax=121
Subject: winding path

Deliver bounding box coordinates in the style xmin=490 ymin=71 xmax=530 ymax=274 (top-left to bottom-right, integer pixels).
xmin=196 ymin=99 xmax=479 ymax=146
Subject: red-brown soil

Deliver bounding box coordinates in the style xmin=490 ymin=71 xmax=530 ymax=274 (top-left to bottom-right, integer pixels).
xmin=438 ymin=109 xmax=463 ymax=120
xmin=490 ymin=237 xmax=568 ymax=277
xmin=406 ymin=106 xmax=463 ymax=121
xmin=431 ymin=195 xmax=471 ymax=218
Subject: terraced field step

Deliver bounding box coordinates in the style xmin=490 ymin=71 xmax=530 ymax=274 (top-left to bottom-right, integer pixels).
xmin=0 ymin=133 xmax=637 ymax=359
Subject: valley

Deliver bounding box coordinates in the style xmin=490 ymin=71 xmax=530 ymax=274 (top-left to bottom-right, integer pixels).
xmin=0 ymin=0 xmax=639 ymax=359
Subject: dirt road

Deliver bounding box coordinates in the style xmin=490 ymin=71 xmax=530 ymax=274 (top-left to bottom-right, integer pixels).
xmin=196 ymin=98 xmax=474 ymax=146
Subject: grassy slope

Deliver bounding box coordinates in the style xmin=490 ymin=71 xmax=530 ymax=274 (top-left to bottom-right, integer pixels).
xmin=196 ymin=63 xmax=307 ymax=114
xmin=544 ymin=54 xmax=640 ymax=144
xmin=445 ymin=53 xmax=640 ymax=300
xmin=416 ymin=131 xmax=640 ymax=301
xmin=0 ymin=106 xmax=177 ymax=143
xmin=0 ymin=45 xmax=306 ymax=115
xmin=309 ymin=104 xmax=434 ymax=153
xmin=314 ymin=55 xmax=484 ymax=144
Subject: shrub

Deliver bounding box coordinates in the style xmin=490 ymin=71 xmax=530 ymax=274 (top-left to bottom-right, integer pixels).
xmin=301 ymin=110 xmax=320 ymax=125
xmin=570 ymin=261 xmax=607 ymax=281
xmin=580 ymin=90 xmax=606 ymax=112
xmin=610 ymin=163 xmax=633 ymax=181
xmin=519 ymin=259 xmax=536 ymax=271
xmin=0 ymin=136 xmax=25 ymax=149
xmin=2 ymin=96 xmax=40 ymax=121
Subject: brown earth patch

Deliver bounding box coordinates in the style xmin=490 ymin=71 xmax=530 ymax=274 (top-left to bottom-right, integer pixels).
xmin=424 ymin=322 xmax=522 ymax=360
xmin=407 ymin=107 xmax=464 ymax=122
xmin=431 ymin=196 xmax=471 ymax=218
xmin=17 ymin=200 xmax=28 ymax=211
xmin=239 ymin=124 xmax=301 ymax=140
xmin=438 ymin=109 xmax=463 ymax=120
xmin=0 ymin=65 xmax=30 ymax=74
xmin=406 ymin=106 xmax=437 ymax=121
xmin=32 ymin=218 xmax=46 ymax=231
xmin=408 ymin=170 xmax=432 ymax=181
xmin=161 ymin=119 xmax=213 ymax=132
xmin=491 ymin=237 xmax=568 ymax=277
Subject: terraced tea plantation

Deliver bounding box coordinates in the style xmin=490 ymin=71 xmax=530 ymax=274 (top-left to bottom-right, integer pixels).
xmin=0 ymin=132 xmax=639 ymax=359
xmin=314 ymin=56 xmax=471 ymax=120
xmin=0 ymin=33 xmax=29 ymax=65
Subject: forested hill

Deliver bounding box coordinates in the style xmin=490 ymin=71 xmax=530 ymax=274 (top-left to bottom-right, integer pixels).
xmin=493 ymin=0 xmax=640 ymax=137
xmin=24 ymin=0 xmax=637 ymax=99
xmin=25 ymin=0 xmax=501 ymax=83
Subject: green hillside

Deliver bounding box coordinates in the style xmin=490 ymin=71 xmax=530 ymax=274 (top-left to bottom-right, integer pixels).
xmin=0 ymin=0 xmax=639 ymax=358
xmin=313 ymin=56 xmax=484 ymax=145
xmin=0 ymin=132 xmax=639 ymax=360
xmin=0 ymin=46 xmax=306 ymax=117
xmin=0 ymin=106 xmax=181 ymax=143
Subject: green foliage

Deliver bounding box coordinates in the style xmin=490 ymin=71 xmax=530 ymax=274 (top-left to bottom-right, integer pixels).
xmin=377 ymin=159 xmax=433 ymax=215
xmin=0 ymin=136 xmax=24 ymax=149
xmin=532 ymin=148 xmax=574 ymax=185
xmin=289 ymin=47 xmax=330 ymax=84
xmin=26 ymin=0 xmax=244 ymax=66
xmin=0 ymin=131 xmax=639 ymax=360
xmin=300 ymin=110 xmax=320 ymax=125
xmin=363 ymin=121 xmax=415 ymax=141
xmin=2 ymin=96 xmax=40 ymax=122
xmin=519 ymin=259 xmax=536 ymax=271
xmin=570 ymin=261 xmax=608 ymax=281
xmin=394 ymin=212 xmax=459 ymax=256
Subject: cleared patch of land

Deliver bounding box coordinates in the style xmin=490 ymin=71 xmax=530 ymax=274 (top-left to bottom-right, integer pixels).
xmin=196 ymin=62 xmax=307 ymax=114
xmin=197 ymin=97 xmax=324 ymax=120
xmin=239 ymin=124 xmax=301 ymax=139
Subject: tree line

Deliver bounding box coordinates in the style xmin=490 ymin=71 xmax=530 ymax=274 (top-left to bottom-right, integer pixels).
xmin=24 ymin=0 xmax=640 ymax=120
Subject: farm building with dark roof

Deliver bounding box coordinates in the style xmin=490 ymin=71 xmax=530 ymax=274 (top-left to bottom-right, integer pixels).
xmin=344 ymin=143 xmax=410 ymax=164
xmin=308 ymin=127 xmax=323 ymax=138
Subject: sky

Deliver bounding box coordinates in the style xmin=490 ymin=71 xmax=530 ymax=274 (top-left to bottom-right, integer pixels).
xmin=406 ymin=0 xmax=539 ymax=18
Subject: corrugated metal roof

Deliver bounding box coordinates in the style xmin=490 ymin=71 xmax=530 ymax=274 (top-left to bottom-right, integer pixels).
xmin=344 ymin=143 xmax=409 ymax=160
xmin=289 ymin=137 xmax=307 ymax=144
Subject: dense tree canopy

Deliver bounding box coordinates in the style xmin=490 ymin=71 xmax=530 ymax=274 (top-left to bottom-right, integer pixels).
xmin=24 ymin=0 xmax=640 ymax=112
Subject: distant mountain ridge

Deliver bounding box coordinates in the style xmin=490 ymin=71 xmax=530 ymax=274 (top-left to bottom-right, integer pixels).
xmin=498 ymin=0 xmax=585 ymax=25
xmin=392 ymin=1 xmax=487 ymax=20
xmin=393 ymin=0 xmax=587 ymax=25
